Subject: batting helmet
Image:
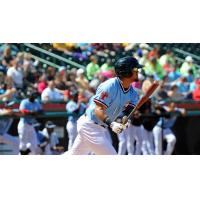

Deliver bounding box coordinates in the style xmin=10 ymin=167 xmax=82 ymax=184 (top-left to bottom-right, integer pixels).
xmin=114 ymin=56 xmax=142 ymax=78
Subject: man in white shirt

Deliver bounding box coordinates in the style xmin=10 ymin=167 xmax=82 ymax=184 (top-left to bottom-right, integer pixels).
xmin=41 ymin=80 xmax=64 ymax=102
xmin=7 ymin=59 xmax=24 ymax=89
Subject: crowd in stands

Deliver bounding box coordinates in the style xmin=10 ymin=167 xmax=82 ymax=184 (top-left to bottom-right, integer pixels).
xmin=0 ymin=43 xmax=200 ymax=104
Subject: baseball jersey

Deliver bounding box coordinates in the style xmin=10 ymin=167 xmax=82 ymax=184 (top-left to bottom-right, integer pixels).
xmin=40 ymin=128 xmax=59 ymax=148
xmin=156 ymin=107 xmax=182 ymax=129
xmin=19 ymin=99 xmax=42 ymax=125
xmin=66 ymin=101 xmax=86 ymax=121
xmin=86 ymin=77 xmax=139 ymax=126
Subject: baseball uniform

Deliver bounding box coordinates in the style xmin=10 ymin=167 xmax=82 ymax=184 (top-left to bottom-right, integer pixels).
xmin=66 ymin=77 xmax=139 ymax=155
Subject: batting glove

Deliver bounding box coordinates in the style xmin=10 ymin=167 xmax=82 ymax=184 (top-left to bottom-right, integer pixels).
xmin=110 ymin=122 xmax=124 ymax=134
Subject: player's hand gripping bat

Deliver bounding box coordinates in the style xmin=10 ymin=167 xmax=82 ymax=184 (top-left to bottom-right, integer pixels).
xmin=122 ymin=80 xmax=160 ymax=125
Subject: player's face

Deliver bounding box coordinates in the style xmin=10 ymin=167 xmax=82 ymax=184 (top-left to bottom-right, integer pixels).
xmin=130 ymin=68 xmax=139 ymax=82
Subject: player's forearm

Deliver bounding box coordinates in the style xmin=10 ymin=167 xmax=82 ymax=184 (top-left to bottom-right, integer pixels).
xmin=94 ymin=106 xmax=108 ymax=122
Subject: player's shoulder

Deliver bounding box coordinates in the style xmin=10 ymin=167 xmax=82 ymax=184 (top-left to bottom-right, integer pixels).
xmin=98 ymin=77 xmax=118 ymax=89
xmin=20 ymin=98 xmax=29 ymax=104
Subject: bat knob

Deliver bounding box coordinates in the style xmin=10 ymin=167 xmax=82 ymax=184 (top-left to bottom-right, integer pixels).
xmin=122 ymin=116 xmax=128 ymax=125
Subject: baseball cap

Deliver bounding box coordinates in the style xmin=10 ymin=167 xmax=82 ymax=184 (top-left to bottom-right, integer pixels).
xmin=45 ymin=121 xmax=56 ymax=128
xmin=185 ymin=56 xmax=193 ymax=62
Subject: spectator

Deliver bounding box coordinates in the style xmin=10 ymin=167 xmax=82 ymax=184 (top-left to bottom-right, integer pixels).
xmin=175 ymin=77 xmax=190 ymax=97
xmin=75 ymin=68 xmax=90 ymax=90
xmin=1 ymin=46 xmax=14 ymax=68
xmin=180 ymin=56 xmax=197 ymax=77
xmin=167 ymin=84 xmax=185 ymax=101
xmin=7 ymin=58 xmax=24 ymax=90
xmin=41 ymin=80 xmax=65 ymax=102
xmin=0 ymin=80 xmax=17 ymax=102
xmin=37 ymin=74 xmax=47 ymax=94
xmin=86 ymin=55 xmax=100 ymax=81
xmin=0 ymin=43 xmax=19 ymax=57
xmin=167 ymin=65 xmax=181 ymax=82
xmin=54 ymin=72 xmax=67 ymax=90
xmin=46 ymin=66 xmax=56 ymax=81
xmin=192 ymin=79 xmax=200 ymax=101
xmin=143 ymin=58 xmax=164 ymax=80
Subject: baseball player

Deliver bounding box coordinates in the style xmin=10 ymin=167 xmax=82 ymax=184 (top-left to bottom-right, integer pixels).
xmin=117 ymin=111 xmax=143 ymax=155
xmin=0 ymin=101 xmax=19 ymax=154
xmin=18 ymin=91 xmax=43 ymax=155
xmin=36 ymin=121 xmax=63 ymax=155
xmin=66 ymin=90 xmax=86 ymax=150
xmin=140 ymin=100 xmax=159 ymax=155
xmin=65 ymin=56 xmax=142 ymax=155
xmin=153 ymin=102 xmax=186 ymax=155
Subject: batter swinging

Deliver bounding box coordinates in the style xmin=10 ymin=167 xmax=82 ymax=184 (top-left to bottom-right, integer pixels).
xmin=66 ymin=56 xmax=142 ymax=155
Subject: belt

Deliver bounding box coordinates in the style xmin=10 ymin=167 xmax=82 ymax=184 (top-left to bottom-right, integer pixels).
xmin=84 ymin=113 xmax=107 ymax=129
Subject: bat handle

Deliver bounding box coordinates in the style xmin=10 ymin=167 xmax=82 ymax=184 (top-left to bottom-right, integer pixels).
xmin=122 ymin=115 xmax=128 ymax=125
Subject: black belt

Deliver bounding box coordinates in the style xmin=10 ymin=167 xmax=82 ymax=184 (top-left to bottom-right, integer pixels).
xmin=84 ymin=113 xmax=107 ymax=128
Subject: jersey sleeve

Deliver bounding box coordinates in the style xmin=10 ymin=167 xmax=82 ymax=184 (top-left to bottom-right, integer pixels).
xmin=19 ymin=100 xmax=27 ymax=110
xmin=93 ymin=82 xmax=115 ymax=108
xmin=66 ymin=101 xmax=78 ymax=113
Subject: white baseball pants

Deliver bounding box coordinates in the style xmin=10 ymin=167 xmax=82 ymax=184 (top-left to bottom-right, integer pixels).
xmin=18 ymin=121 xmax=38 ymax=155
xmin=153 ymin=126 xmax=176 ymax=155
xmin=66 ymin=115 xmax=117 ymax=155
xmin=66 ymin=120 xmax=78 ymax=150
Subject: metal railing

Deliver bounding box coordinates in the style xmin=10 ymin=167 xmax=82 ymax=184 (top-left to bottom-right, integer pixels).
xmin=23 ymin=43 xmax=85 ymax=69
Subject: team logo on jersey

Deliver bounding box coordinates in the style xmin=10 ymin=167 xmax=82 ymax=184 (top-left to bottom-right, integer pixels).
xmin=100 ymin=92 xmax=108 ymax=100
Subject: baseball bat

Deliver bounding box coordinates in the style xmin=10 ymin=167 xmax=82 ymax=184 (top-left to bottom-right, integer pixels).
xmin=122 ymin=80 xmax=160 ymax=125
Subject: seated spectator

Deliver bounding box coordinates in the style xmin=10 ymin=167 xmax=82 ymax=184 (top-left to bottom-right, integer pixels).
xmin=54 ymin=72 xmax=67 ymax=90
xmin=37 ymin=74 xmax=47 ymax=94
xmin=0 ymin=43 xmax=19 ymax=57
xmin=46 ymin=66 xmax=56 ymax=81
xmin=192 ymin=79 xmax=200 ymax=101
xmin=167 ymin=65 xmax=181 ymax=82
xmin=175 ymin=77 xmax=190 ymax=97
xmin=136 ymin=43 xmax=150 ymax=58
xmin=86 ymin=55 xmax=100 ymax=81
xmin=180 ymin=56 xmax=197 ymax=77
xmin=186 ymin=69 xmax=195 ymax=83
xmin=1 ymin=46 xmax=14 ymax=68
xmin=0 ymin=77 xmax=17 ymax=101
xmin=167 ymin=84 xmax=184 ymax=101
xmin=7 ymin=58 xmax=24 ymax=90
xmin=41 ymin=80 xmax=65 ymax=102
xmin=143 ymin=58 xmax=164 ymax=80
xmin=155 ymin=80 xmax=169 ymax=101
xmin=101 ymin=58 xmax=114 ymax=72
xmin=75 ymin=68 xmax=90 ymax=90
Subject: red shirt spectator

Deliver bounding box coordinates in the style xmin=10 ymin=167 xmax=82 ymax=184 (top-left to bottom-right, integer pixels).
xmin=192 ymin=79 xmax=200 ymax=101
